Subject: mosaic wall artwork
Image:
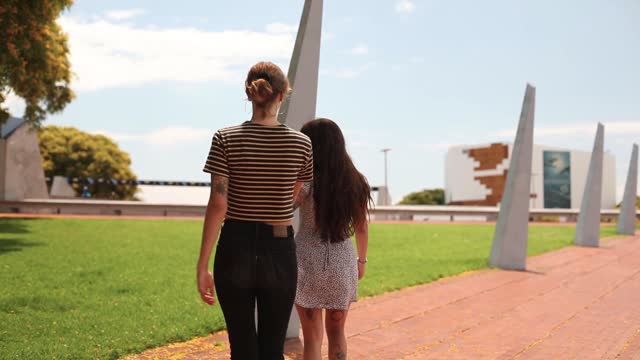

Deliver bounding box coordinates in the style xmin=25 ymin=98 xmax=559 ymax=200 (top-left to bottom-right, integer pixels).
xmin=449 ymin=143 xmax=509 ymax=206
xmin=543 ymin=151 xmax=571 ymax=208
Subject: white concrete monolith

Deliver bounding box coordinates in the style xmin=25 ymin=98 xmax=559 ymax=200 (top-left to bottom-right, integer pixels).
xmin=616 ymin=144 xmax=638 ymax=235
xmin=575 ymin=124 xmax=605 ymax=247
xmin=489 ymin=84 xmax=536 ymax=270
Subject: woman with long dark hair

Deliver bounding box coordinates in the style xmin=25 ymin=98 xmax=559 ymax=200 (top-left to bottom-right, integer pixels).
xmin=295 ymin=118 xmax=371 ymax=360
xmin=196 ymin=61 xmax=313 ymax=359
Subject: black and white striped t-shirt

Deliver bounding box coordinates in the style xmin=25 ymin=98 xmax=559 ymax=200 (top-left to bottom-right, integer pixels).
xmin=203 ymin=121 xmax=313 ymax=222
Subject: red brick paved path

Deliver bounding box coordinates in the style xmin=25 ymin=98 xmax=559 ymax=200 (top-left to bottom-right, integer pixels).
xmin=127 ymin=234 xmax=640 ymax=359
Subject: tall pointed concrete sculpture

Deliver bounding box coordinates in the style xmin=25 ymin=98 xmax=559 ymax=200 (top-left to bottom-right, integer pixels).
xmin=278 ymin=0 xmax=323 ymax=130
xmin=617 ymin=144 xmax=638 ymax=235
xmin=278 ymin=0 xmax=323 ymax=339
xmin=575 ymin=123 xmax=605 ymax=247
xmin=489 ymin=84 xmax=535 ymax=271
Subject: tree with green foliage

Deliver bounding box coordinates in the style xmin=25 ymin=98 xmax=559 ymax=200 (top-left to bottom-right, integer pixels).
xmin=38 ymin=126 xmax=138 ymax=200
xmin=0 ymin=0 xmax=75 ymax=126
xmin=399 ymin=188 xmax=445 ymax=205
xmin=616 ymin=196 xmax=640 ymax=210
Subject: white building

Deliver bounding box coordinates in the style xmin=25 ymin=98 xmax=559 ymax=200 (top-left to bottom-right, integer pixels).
xmin=0 ymin=117 xmax=48 ymax=201
xmin=445 ymin=143 xmax=616 ymax=209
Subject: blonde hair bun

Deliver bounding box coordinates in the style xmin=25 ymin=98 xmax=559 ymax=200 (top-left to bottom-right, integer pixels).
xmin=246 ymin=78 xmax=274 ymax=106
xmin=244 ymin=62 xmax=291 ymax=108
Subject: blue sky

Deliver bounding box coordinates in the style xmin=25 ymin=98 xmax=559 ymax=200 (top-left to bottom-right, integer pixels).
xmin=6 ymin=0 xmax=640 ymax=202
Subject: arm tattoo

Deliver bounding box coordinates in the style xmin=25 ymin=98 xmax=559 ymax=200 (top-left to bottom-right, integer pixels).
xmin=293 ymin=182 xmax=310 ymax=210
xmin=336 ymin=351 xmax=346 ymax=360
xmin=212 ymin=176 xmax=228 ymax=196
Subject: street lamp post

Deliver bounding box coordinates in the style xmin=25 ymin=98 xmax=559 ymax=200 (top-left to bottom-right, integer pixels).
xmin=381 ymin=148 xmax=391 ymax=205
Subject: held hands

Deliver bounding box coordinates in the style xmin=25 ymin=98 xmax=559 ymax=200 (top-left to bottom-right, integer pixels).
xmin=197 ymin=268 xmax=216 ymax=305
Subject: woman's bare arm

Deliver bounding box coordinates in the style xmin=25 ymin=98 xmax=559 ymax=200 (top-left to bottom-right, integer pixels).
xmin=354 ymin=215 xmax=369 ymax=280
xmin=293 ymin=181 xmax=310 ymax=210
xmin=196 ymin=174 xmax=228 ymax=305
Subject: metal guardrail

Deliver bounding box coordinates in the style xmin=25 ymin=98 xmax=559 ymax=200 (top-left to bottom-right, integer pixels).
xmin=1 ymin=199 xmax=636 ymax=220
xmin=373 ymin=205 xmax=627 ymax=217
xmin=372 ymin=205 xmax=633 ymax=222
xmin=46 ymin=177 xmax=386 ymax=190
xmin=46 ymin=177 xmax=212 ymax=187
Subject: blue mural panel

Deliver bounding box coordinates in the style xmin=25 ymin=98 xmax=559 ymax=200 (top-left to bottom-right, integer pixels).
xmin=543 ymin=151 xmax=571 ymax=208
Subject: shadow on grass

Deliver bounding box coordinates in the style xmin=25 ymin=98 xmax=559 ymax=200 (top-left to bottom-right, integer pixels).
xmin=0 ymin=295 xmax=76 ymax=314
xmin=0 ymin=218 xmax=44 ymax=234
xmin=0 ymin=238 xmax=45 ymax=255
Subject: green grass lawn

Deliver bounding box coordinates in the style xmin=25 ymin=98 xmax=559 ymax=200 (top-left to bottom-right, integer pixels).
xmin=0 ymin=218 xmax=631 ymax=359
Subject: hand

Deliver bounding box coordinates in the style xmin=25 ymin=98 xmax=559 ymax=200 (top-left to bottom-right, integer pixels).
xmin=197 ymin=268 xmax=216 ymax=305
xmin=358 ymin=262 xmax=366 ymax=280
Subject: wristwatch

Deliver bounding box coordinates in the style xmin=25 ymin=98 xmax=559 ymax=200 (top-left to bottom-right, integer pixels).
xmin=357 ymin=257 xmax=368 ymax=264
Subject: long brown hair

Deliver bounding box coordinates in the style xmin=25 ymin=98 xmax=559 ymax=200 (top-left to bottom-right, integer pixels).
xmin=301 ymin=119 xmax=372 ymax=243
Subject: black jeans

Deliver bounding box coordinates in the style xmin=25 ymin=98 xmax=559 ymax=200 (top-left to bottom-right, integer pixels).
xmin=214 ymin=219 xmax=297 ymax=360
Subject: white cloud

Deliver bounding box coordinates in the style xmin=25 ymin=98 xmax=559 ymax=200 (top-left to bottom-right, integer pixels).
xmin=350 ymin=44 xmax=369 ymax=55
xmin=395 ymin=0 xmax=416 ymax=14
xmin=105 ymin=8 xmax=145 ymax=21
xmin=145 ymin=127 xmax=212 ymax=145
xmin=94 ymin=126 xmax=211 ymax=145
xmin=408 ymin=142 xmax=456 ymax=151
xmin=335 ymin=69 xmax=362 ymax=79
xmin=93 ymin=130 xmax=139 ymax=142
xmin=333 ymin=63 xmax=375 ymax=79
xmin=404 ymin=121 xmax=640 ymax=153
xmin=494 ymin=121 xmax=640 ymax=138
xmin=58 ymin=16 xmax=296 ymax=91
xmin=2 ymin=92 xmax=25 ymax=116
xmin=266 ymin=22 xmax=297 ymax=34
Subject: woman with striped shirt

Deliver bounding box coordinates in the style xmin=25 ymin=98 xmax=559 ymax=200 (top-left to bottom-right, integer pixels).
xmin=196 ymin=61 xmax=313 ymax=360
